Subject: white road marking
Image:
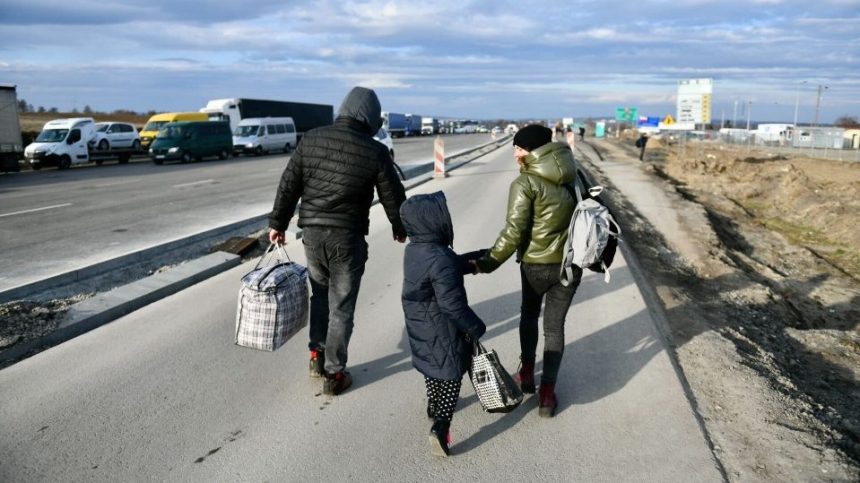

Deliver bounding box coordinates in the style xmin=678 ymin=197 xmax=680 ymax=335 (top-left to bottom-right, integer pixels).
xmin=172 ymin=179 xmax=216 ymax=189
xmin=0 ymin=203 xmax=72 ymax=219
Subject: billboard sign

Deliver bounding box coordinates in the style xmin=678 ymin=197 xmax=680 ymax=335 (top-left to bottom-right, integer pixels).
xmin=637 ymin=116 xmax=660 ymax=127
xmin=677 ymin=79 xmax=712 ymax=124
xmin=615 ymin=107 xmax=638 ymax=123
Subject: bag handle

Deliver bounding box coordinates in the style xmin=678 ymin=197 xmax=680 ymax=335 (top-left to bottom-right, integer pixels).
xmin=253 ymin=242 xmax=292 ymax=271
xmin=472 ymin=340 xmax=487 ymax=356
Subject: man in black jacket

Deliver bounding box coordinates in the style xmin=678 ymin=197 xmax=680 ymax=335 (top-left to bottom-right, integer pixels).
xmin=268 ymin=86 xmax=407 ymax=396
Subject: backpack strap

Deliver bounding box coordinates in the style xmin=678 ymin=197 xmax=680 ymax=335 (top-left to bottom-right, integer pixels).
xmin=561 ymin=181 xmax=582 ymax=204
xmin=559 ymin=182 xmax=581 ymax=287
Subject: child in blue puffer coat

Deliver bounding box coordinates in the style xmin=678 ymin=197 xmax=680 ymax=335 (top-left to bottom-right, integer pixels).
xmin=399 ymin=191 xmax=486 ymax=457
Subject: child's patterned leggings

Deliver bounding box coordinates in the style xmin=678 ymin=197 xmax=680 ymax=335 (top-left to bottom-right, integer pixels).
xmin=425 ymin=376 xmax=462 ymax=422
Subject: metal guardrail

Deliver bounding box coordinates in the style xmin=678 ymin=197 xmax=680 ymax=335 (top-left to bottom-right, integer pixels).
xmin=0 ymin=135 xmax=512 ymax=303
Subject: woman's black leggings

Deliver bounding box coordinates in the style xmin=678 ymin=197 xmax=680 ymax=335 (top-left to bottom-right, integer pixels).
xmin=425 ymin=377 xmax=462 ymax=422
xmin=519 ymin=262 xmax=582 ymax=384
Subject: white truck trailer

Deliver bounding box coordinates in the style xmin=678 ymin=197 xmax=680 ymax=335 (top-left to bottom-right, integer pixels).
xmin=0 ymin=85 xmax=23 ymax=172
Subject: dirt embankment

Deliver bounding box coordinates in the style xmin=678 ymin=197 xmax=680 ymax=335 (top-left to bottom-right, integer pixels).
xmin=584 ymin=136 xmax=860 ymax=482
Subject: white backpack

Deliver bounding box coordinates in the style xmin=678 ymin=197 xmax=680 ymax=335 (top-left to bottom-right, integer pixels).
xmin=560 ymin=184 xmax=621 ymax=285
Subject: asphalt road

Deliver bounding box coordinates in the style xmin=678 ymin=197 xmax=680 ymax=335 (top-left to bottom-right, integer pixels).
xmin=0 ymin=146 xmax=721 ymax=481
xmin=0 ymin=133 xmax=493 ymax=291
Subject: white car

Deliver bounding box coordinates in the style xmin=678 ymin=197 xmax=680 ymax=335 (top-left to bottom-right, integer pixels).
xmin=374 ymin=127 xmax=395 ymax=161
xmin=89 ymin=122 xmax=141 ymax=152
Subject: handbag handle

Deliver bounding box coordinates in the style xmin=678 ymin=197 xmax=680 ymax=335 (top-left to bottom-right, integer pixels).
xmin=472 ymin=340 xmax=487 ymax=356
xmin=253 ymin=242 xmax=292 ymax=271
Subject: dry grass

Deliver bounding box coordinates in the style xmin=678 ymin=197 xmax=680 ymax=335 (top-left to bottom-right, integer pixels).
xmin=19 ymin=112 xmax=150 ymax=133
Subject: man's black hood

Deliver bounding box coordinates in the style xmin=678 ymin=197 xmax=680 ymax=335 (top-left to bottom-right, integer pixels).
xmin=399 ymin=191 xmax=454 ymax=247
xmin=337 ymin=86 xmax=382 ymax=135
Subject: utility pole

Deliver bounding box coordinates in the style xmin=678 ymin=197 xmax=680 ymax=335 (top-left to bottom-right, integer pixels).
xmin=814 ymin=84 xmax=829 ymax=127
xmin=793 ymin=80 xmax=807 ymax=127
xmin=733 ymin=100 xmax=738 ymax=128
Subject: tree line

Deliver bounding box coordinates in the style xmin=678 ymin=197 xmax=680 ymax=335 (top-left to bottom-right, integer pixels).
xmin=16 ymin=99 xmax=156 ymax=117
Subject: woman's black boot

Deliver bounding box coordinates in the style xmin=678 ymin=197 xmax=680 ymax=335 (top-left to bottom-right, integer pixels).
xmin=428 ymin=420 xmax=451 ymax=457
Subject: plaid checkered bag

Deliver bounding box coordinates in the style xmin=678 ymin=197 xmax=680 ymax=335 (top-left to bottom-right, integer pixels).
xmin=469 ymin=341 xmax=523 ymax=413
xmin=235 ymin=243 xmax=308 ymax=351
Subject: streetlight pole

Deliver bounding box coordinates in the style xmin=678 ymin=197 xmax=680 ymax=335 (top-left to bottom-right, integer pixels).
xmin=814 ymin=84 xmax=829 ymax=127
xmin=746 ymin=100 xmax=752 ymax=131
xmin=733 ymin=100 xmax=738 ymax=128
xmin=793 ymin=80 xmax=807 ymax=127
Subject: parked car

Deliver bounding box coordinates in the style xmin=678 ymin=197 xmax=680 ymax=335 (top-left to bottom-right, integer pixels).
xmin=89 ymin=122 xmax=141 ymax=152
xmin=149 ymin=121 xmax=232 ymax=164
xmin=374 ymin=127 xmax=395 ymax=161
xmin=232 ymin=117 xmax=296 ymax=155
xmin=139 ymin=112 xmax=209 ymax=150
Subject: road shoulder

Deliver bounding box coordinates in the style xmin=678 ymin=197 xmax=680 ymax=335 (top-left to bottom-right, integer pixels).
xmin=575 ymin=138 xmax=860 ymax=481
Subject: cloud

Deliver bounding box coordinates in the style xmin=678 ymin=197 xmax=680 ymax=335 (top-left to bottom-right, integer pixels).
xmin=0 ymin=0 xmax=858 ymax=122
xmin=339 ymin=73 xmax=413 ymax=89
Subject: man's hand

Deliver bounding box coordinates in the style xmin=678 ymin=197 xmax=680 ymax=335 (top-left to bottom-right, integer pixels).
xmin=393 ymin=226 xmax=407 ymax=243
xmin=269 ymin=228 xmax=286 ymax=245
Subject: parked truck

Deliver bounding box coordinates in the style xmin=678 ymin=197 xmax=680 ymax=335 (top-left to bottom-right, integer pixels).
xmin=24 ymin=118 xmax=97 ymax=170
xmin=199 ymin=98 xmax=333 ymax=141
xmin=421 ymin=117 xmax=439 ymax=135
xmin=382 ymin=111 xmax=407 ymax=138
xmin=405 ymin=114 xmax=422 ymax=137
xmin=0 ymin=85 xmax=23 ymax=172
xmin=24 ymin=116 xmax=142 ymax=170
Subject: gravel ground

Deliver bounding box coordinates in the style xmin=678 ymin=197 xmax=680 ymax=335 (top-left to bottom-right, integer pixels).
xmin=0 ymin=294 xmax=92 ymax=350
xmin=583 ymin=137 xmax=859 ymax=482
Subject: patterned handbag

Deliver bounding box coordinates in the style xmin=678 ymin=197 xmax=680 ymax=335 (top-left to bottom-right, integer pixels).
xmin=235 ymin=243 xmax=309 ymax=351
xmin=469 ymin=341 xmax=523 ymax=413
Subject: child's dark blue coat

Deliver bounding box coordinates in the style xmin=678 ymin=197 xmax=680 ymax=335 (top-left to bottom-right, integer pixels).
xmin=400 ymin=192 xmax=486 ymax=380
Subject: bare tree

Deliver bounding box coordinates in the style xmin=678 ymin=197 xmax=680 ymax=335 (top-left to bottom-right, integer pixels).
xmin=834 ymin=116 xmax=859 ymax=128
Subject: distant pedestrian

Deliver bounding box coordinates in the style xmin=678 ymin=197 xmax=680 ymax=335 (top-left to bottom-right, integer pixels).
xmin=579 ymin=126 xmax=586 ymax=140
xmin=554 ymin=121 xmax=564 ymax=140
xmin=474 ymin=124 xmax=583 ymax=418
xmin=636 ymin=133 xmax=649 ymax=161
xmin=269 ymin=86 xmax=407 ymax=396
xmin=399 ymin=191 xmax=486 ymax=457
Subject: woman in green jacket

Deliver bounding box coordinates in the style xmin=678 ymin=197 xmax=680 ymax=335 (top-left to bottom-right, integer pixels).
xmin=476 ymin=124 xmax=583 ymax=417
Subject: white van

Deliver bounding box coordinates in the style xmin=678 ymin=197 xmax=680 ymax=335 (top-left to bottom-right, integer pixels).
xmin=24 ymin=118 xmax=97 ymax=170
xmin=232 ymin=117 xmax=297 ymax=155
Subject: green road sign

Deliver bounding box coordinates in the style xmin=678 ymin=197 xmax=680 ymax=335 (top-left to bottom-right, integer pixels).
xmin=615 ymin=107 xmax=638 ymax=123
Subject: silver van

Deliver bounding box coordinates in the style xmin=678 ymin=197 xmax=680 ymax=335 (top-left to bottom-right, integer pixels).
xmin=232 ymin=117 xmax=297 ymax=155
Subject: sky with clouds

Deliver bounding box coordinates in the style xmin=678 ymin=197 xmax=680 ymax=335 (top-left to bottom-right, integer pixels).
xmin=1 ymin=0 xmax=858 ymax=123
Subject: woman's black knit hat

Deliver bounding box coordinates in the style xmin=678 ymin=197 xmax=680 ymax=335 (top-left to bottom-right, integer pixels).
xmin=513 ymin=124 xmax=553 ymax=152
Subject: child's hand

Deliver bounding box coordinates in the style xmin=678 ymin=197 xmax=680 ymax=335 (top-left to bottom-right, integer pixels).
xmin=468 ymin=260 xmax=481 ymax=274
